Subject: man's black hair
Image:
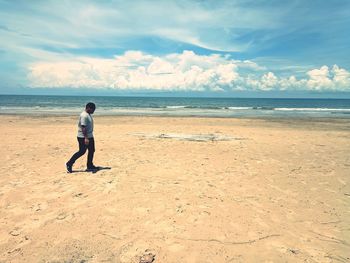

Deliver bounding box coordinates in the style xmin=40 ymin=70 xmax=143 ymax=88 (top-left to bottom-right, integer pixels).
xmin=86 ymin=102 xmax=96 ymax=110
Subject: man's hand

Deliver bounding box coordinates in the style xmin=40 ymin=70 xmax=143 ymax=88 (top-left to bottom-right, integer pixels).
xmin=84 ymin=138 xmax=90 ymax=145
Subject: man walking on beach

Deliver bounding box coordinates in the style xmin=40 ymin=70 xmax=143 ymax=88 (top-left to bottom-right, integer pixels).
xmin=66 ymin=102 xmax=97 ymax=173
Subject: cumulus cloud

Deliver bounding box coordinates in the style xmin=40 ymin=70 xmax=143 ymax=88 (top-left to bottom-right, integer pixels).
xmin=306 ymin=65 xmax=350 ymax=91
xmin=29 ymin=50 xmax=242 ymax=91
xmin=307 ymin=66 xmax=333 ymax=90
xmin=28 ymin=51 xmax=350 ymax=92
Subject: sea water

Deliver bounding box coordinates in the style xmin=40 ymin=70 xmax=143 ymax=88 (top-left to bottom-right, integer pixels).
xmin=1 ymin=95 xmax=350 ymax=118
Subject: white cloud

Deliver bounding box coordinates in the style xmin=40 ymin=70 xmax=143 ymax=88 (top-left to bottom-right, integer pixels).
xmin=307 ymin=65 xmax=333 ymax=90
xmin=28 ymin=51 xmax=350 ymax=92
xmin=332 ymin=65 xmax=350 ymax=89
xmin=28 ymin=51 xmax=242 ymax=91
xmin=147 ymin=58 xmax=174 ymax=74
xmin=260 ymin=72 xmax=278 ymax=91
xmin=305 ymin=65 xmax=350 ymax=91
xmin=279 ymin=76 xmax=306 ymax=91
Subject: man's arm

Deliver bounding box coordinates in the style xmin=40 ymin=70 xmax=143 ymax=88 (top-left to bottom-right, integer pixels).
xmin=81 ymin=125 xmax=89 ymax=145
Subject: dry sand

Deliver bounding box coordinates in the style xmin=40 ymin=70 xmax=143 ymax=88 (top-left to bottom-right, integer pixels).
xmin=0 ymin=115 xmax=349 ymax=262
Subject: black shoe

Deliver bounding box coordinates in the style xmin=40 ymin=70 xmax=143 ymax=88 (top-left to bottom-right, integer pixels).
xmin=86 ymin=165 xmax=98 ymax=171
xmin=66 ymin=163 xmax=73 ymax=173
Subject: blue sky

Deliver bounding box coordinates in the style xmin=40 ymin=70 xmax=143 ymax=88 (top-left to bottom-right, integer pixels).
xmin=0 ymin=0 xmax=350 ymax=97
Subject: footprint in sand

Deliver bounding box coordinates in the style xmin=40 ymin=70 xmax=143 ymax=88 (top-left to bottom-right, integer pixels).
xmin=31 ymin=202 xmax=48 ymax=212
xmin=9 ymin=229 xmax=21 ymax=236
xmin=56 ymin=213 xmax=68 ymax=220
xmin=73 ymin=192 xmax=85 ymax=198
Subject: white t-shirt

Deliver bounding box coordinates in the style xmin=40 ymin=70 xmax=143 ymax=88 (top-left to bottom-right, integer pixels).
xmin=77 ymin=111 xmax=94 ymax=138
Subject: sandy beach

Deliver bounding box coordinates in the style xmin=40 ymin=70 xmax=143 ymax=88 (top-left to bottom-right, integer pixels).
xmin=0 ymin=115 xmax=349 ymax=262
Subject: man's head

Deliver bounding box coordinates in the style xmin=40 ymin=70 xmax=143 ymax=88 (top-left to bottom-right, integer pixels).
xmin=85 ymin=102 xmax=96 ymax=114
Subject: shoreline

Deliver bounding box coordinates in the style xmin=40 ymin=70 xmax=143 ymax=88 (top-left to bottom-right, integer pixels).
xmin=2 ymin=111 xmax=350 ymax=120
xmin=1 ymin=114 xmax=350 ymax=131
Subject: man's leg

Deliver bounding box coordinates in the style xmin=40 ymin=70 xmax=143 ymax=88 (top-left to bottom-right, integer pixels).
xmin=67 ymin=138 xmax=87 ymax=168
xmin=87 ymin=137 xmax=95 ymax=169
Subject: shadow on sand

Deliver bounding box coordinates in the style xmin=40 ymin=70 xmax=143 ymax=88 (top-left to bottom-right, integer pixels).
xmin=71 ymin=166 xmax=112 ymax=174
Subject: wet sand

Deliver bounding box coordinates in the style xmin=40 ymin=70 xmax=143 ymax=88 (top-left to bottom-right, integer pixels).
xmin=0 ymin=115 xmax=349 ymax=262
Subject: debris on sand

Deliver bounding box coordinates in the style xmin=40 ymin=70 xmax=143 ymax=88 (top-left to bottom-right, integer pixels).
xmin=139 ymin=251 xmax=155 ymax=263
xmin=131 ymin=132 xmax=241 ymax=142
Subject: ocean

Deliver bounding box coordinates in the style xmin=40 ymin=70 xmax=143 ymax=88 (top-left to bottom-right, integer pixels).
xmin=1 ymin=95 xmax=350 ymax=118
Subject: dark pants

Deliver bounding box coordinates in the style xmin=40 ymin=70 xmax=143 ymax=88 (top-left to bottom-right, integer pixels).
xmin=67 ymin=137 xmax=95 ymax=168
